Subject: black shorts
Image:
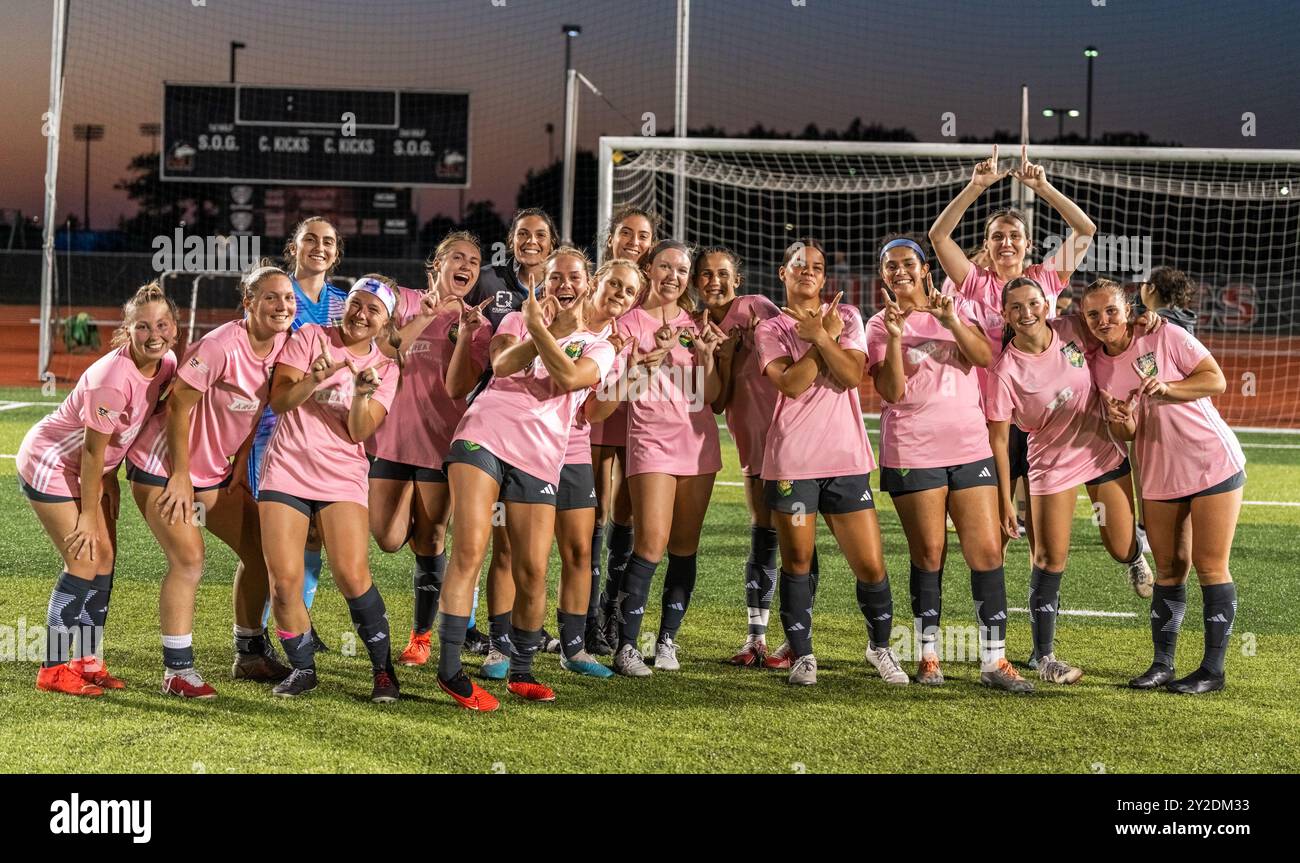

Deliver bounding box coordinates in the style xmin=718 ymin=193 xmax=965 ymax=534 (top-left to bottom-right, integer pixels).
xmin=765 ymin=474 xmax=875 ymax=515
xmin=1007 ymin=425 xmax=1030 ymax=481
xmin=443 ymin=439 xmax=557 ymax=506
xmin=879 ymin=457 xmax=998 ymax=497
xmin=1084 ymin=457 xmax=1132 ymax=488
xmin=557 ymin=463 xmax=597 ymax=511
xmin=1149 ymin=470 xmax=1246 ymax=504
xmin=125 ymin=462 xmax=232 ymax=493
xmin=258 ymin=490 xmax=337 ymax=518
xmin=367 ymin=455 xmax=448 ymax=484
xmin=18 ymin=476 xmax=75 ymax=504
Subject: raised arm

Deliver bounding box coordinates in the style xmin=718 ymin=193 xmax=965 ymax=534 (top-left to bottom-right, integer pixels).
xmin=1014 ymin=145 xmax=1096 ymax=282
xmin=929 ymin=145 xmax=1009 ymax=289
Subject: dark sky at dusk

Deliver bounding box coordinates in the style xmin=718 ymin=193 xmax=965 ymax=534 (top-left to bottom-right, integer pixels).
xmin=3 ymin=0 xmax=1298 ymax=231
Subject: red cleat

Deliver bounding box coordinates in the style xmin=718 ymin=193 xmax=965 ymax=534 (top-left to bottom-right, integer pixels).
xmin=162 ymin=668 xmax=218 ymax=699
xmin=397 ymin=630 xmax=432 ymax=667
xmin=69 ymin=657 xmax=125 ymax=690
xmin=36 ymin=663 xmax=104 ymax=697
xmin=506 ymin=674 xmax=556 ymax=702
xmin=438 ymin=671 xmax=500 ymax=712
xmin=728 ymin=637 xmax=768 ymax=667
xmin=763 ymin=641 xmax=793 ymax=670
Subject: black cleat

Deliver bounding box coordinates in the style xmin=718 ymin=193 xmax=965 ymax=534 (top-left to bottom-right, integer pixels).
xmin=1129 ymin=662 xmax=1176 ymax=689
xmin=272 ymin=667 xmax=318 ymax=697
xmin=585 ymin=618 xmax=614 ymax=656
xmin=1166 ymin=667 xmax=1225 ymax=694
xmin=462 ymin=626 xmax=490 ymax=656
xmin=309 ymin=629 xmax=330 ymax=653
xmin=540 ymin=627 xmax=562 ymax=654
xmin=371 ymin=667 xmax=400 ymax=703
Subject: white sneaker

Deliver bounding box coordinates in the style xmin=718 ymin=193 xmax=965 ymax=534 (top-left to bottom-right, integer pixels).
xmin=613 ymin=643 xmax=653 ymax=678
xmin=865 ymin=645 xmax=910 ymax=685
xmin=1136 ymin=522 xmax=1152 ymax=555
xmin=788 ymin=653 xmax=817 ymax=686
xmin=1037 ymin=653 xmax=1084 ymax=684
xmin=1127 ymin=555 xmax=1154 ymax=599
xmin=654 ymin=637 xmax=680 ymax=671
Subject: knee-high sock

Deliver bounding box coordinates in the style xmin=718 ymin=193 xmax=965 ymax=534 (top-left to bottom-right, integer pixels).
xmin=1028 ymin=565 xmax=1063 ymax=659
xmin=558 ymin=610 xmax=587 ymax=660
xmin=1150 ymin=583 xmax=1186 ymax=668
xmin=467 ymin=583 xmax=480 ymax=630
xmin=587 ymin=523 xmax=605 ymax=622
xmin=1200 ymin=582 xmax=1236 ymax=675
xmin=659 ymin=553 xmax=697 ymax=642
xmin=602 ymin=522 xmax=635 ymax=616
xmin=746 ymin=526 xmax=778 ymax=636
xmin=346 ymin=584 xmax=392 ymax=673
xmin=44 ymin=572 xmax=92 ymax=667
xmin=778 ymin=570 xmax=815 ymax=658
xmin=303 ymin=549 xmax=322 ymax=609
xmin=278 ymin=629 xmax=316 ymax=671
xmin=809 ymin=548 xmax=821 ymax=607
xmin=617 ymin=553 xmax=657 ymax=649
xmin=855 ymin=578 xmax=894 ymax=650
xmin=971 ymin=566 xmax=1009 ymax=670
xmin=412 ymin=552 xmax=446 ymax=635
xmin=909 ymin=564 xmax=942 ymax=658
xmin=436 ymin=613 xmax=469 ymax=679
xmin=488 ymin=611 xmax=514 ymax=656
xmin=78 ymin=572 xmax=113 ymax=660
xmin=509 ymin=627 xmax=543 ymax=676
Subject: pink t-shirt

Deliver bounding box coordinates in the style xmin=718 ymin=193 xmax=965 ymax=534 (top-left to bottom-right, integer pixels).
xmin=957 ymin=263 xmax=1065 ymax=394
xmin=367 ymin=288 xmax=492 ymax=470
xmin=755 ymin=304 xmax=876 ymax=481
xmin=865 ymin=295 xmax=991 ymax=469
xmin=984 ymin=318 xmax=1126 ymax=496
xmin=128 ymin=320 xmax=286 ymax=487
xmin=453 ymin=311 xmax=615 ymax=484
xmin=18 ymin=345 xmax=175 ymax=498
xmin=717 ymin=294 xmax=782 ymax=477
xmin=621 ymin=306 xmax=723 ymax=478
xmin=1089 ymin=326 xmax=1245 ymax=500
xmin=258 ymin=324 xmax=399 ymax=506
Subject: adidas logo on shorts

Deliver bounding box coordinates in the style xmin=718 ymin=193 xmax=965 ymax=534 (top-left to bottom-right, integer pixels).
xmin=860 ymin=490 xmax=872 ymax=501
xmin=589 ymin=488 xmax=596 ymax=498
xmin=540 ymin=484 xmax=556 ymax=495
xmin=978 ymin=466 xmax=992 ymax=478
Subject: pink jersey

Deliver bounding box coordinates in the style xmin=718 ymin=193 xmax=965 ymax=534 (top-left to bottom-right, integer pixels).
xmin=621 ymin=306 xmax=722 ymax=478
xmin=717 ymin=294 xmax=782 ymax=476
xmin=589 ymin=399 xmax=628 ymax=447
xmin=865 ymin=295 xmax=991 ymax=469
xmin=755 ymin=304 xmax=876 ymax=480
xmin=128 ymin=320 xmax=286 ymax=487
xmin=957 ymin=263 xmax=1065 ymax=376
xmin=1089 ymin=325 xmax=1245 ymax=500
xmin=367 ymin=288 xmax=492 ymax=470
xmin=984 ymin=318 xmax=1126 ymax=495
xmin=453 ymin=312 xmax=615 ymax=484
xmin=258 ymin=324 xmax=399 ymax=506
xmin=18 ymin=345 xmax=175 ymax=498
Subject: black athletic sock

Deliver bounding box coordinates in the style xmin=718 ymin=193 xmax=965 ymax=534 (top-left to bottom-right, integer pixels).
xmin=412 ymin=552 xmax=446 ymax=635
xmin=1150 ymin=583 xmax=1186 ymax=668
xmin=43 ymin=572 xmax=92 ymax=667
xmin=161 ymin=635 xmax=195 ymax=670
xmin=557 ymin=610 xmax=586 ymax=660
xmin=346 ymin=584 xmax=392 ymax=673
xmin=778 ymin=570 xmax=815 ymax=658
xmin=745 ymin=526 xmax=778 ymax=636
xmin=509 ymin=627 xmax=542 ymax=676
xmin=658 ymin=552 xmax=697 ymax=642
xmin=809 ymin=548 xmax=821 ymax=607
xmin=1200 ymin=582 xmax=1237 ymax=676
xmin=1029 ymin=565 xmax=1063 ymax=660
xmin=602 ymin=521 xmax=635 ymax=617
xmin=971 ymin=566 xmax=1009 ymax=664
xmin=79 ymin=572 xmax=112 ymax=659
xmin=437 ymin=612 xmax=469 ymax=679
xmin=855 ymin=578 xmax=894 ymax=649
xmin=909 ymin=564 xmax=942 ymax=657
xmin=279 ymin=630 xmax=316 ymax=671
xmin=587 ymin=523 xmax=605 ymax=622
xmin=617 ymin=554 xmax=658 ymax=649
xmin=488 ymin=611 xmax=514 ymax=656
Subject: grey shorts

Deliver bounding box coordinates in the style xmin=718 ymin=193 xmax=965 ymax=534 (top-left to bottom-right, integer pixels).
xmin=1149 ymin=470 xmax=1246 ymax=504
xmin=765 ymin=474 xmax=875 ymax=515
xmin=557 ymin=463 xmax=597 ymax=511
xmin=879 ymin=457 xmax=998 ymax=497
xmin=367 ymin=455 xmax=447 ymax=484
xmin=444 ymin=439 xmax=557 ymax=506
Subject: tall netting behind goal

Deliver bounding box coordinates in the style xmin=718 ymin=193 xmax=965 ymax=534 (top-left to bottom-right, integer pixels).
xmin=600 ymin=140 xmax=1300 ymax=427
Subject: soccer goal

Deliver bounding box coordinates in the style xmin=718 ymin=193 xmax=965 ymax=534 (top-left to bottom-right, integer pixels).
xmin=597 ymin=138 xmax=1300 ymax=428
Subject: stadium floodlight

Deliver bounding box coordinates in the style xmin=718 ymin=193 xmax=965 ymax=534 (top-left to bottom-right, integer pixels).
xmin=72 ymin=124 xmax=104 ymax=231
xmin=1042 ymin=107 xmax=1080 ymax=140
xmin=1084 ymin=46 xmax=1099 ymax=141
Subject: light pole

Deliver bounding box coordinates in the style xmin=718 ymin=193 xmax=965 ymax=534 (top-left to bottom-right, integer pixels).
xmin=1041 ymin=107 xmax=1080 ymax=142
xmin=1084 ymin=46 xmax=1099 ymax=143
xmin=560 ymin=25 xmax=581 ymax=233
xmin=139 ymin=122 xmax=161 ymax=154
xmin=72 ymin=124 xmax=104 ymax=231
xmin=230 ymin=41 xmax=246 ymax=84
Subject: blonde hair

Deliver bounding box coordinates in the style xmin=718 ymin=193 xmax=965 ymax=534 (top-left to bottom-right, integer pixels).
xmin=645 ymin=240 xmax=696 ymax=312
xmin=425 ymin=230 xmax=482 ymax=270
xmin=238 ymin=259 xmax=289 ymax=302
xmin=112 ymin=281 xmax=179 ymax=348
xmin=349 ymin=272 xmax=404 ymax=371
xmin=545 ymin=245 xmax=592 ymax=275
xmin=594 ymin=257 xmax=646 ymax=296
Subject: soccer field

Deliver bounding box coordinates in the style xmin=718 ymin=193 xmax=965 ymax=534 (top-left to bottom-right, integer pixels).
xmin=0 ymin=385 xmax=1296 ymax=774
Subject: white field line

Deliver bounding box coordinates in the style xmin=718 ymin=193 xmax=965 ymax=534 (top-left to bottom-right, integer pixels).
xmin=1009 ymin=607 xmax=1137 ymax=619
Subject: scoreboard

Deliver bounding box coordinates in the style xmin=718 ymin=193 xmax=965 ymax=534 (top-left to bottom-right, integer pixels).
xmin=162 ymin=83 xmax=469 ymax=187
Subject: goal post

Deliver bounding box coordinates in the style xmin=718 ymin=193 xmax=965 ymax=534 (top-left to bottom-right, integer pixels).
xmin=597 ymin=137 xmax=1300 ymax=428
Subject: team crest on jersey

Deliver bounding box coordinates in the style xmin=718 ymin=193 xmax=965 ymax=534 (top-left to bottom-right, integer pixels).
xmin=777 ymin=480 xmax=793 ymax=497
xmin=565 ymin=341 xmax=585 ymax=359
xmin=897 ymin=468 xmax=910 ymax=476
xmin=187 ymin=356 xmax=210 ymax=375
xmin=1061 ymin=340 xmax=1085 ymax=368
xmin=1135 ymin=351 xmax=1158 ymax=378
xmin=447 ymin=324 xmax=459 ymax=345
xmin=678 ymin=331 xmax=695 ymax=349
xmin=462 ymin=441 xmax=481 ymax=452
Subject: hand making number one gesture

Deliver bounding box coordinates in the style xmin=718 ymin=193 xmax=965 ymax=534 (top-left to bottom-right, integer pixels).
xmin=310 ymin=332 xmax=356 ymax=384
xmin=971 ymin=143 xmax=1011 ymax=190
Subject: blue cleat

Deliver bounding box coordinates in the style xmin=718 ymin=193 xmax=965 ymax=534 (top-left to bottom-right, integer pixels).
xmin=479 ymin=647 xmax=510 ymax=680
xmin=560 ymin=651 xmax=614 ymax=678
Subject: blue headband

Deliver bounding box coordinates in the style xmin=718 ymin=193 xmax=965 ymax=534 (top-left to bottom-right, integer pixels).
xmin=879 ymin=238 xmax=926 ymax=263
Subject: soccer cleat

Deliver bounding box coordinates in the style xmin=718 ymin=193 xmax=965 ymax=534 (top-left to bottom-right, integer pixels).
xmin=69 ymin=657 xmax=125 ymax=689
xmin=1136 ymin=522 xmax=1151 ymax=555
xmin=654 ymin=636 xmax=681 ymax=671
xmin=232 ymin=640 xmax=291 ymax=682
xmin=1129 ymin=662 xmax=1176 ymax=689
xmin=585 ymin=618 xmax=614 ymax=656
xmin=507 ymin=673 xmax=556 ymax=702
xmin=915 ymin=655 xmax=944 ymax=685
xmin=540 ymin=627 xmax=562 ymax=654
xmin=979 ymin=658 xmax=1035 ymax=693
xmin=36 ymin=663 xmax=104 ymax=697
xmin=1166 ymin=667 xmax=1225 ymax=695
xmin=865 ymin=645 xmax=910 ymax=685
xmin=371 ymin=668 xmax=400 ymax=703
xmin=613 ymin=643 xmax=653 ymax=678
xmin=788 ymin=653 xmax=818 ymax=686
xmin=601 ymin=612 xmax=620 ymax=654
xmin=728 ymin=636 xmax=768 ymax=667
xmin=309 ymin=629 xmax=330 ymax=653
xmin=763 ymin=641 xmax=793 ymax=670
xmin=479 ymin=647 xmax=510 ymax=680
xmin=1037 ymin=653 xmax=1084 ymax=685
xmin=272 ymin=667 xmax=318 ymax=697
xmin=162 ymin=668 xmax=218 ymax=699
xmin=560 ymin=651 xmax=614 ymax=678
xmin=397 ymin=630 xmax=432 ymax=667
xmin=438 ymin=670 xmax=500 ymax=711
xmin=1127 ymin=556 xmax=1154 ymax=599
xmin=462 ymin=626 xmax=490 ymax=656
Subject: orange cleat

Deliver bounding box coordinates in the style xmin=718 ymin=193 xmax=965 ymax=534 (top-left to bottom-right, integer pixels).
xmin=506 ymin=674 xmax=556 ymax=702
xmin=36 ymin=663 xmax=104 ymax=697
xmin=69 ymin=657 xmax=125 ymax=690
xmin=397 ymin=630 xmax=432 ymax=667
xmin=763 ymin=641 xmax=793 ymax=670
xmin=438 ymin=670 xmax=500 ymax=712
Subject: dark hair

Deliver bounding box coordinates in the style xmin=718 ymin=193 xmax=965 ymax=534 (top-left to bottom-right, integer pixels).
xmin=112 ymin=281 xmax=179 ymax=348
xmin=644 ymin=240 xmax=697 ymax=312
xmin=282 ymin=216 xmax=343 ymax=279
xmin=1000 ymin=276 xmax=1048 ymax=347
xmin=603 ymin=205 xmax=661 ymax=264
xmin=507 ymin=208 xmax=558 ymax=258
xmin=781 ymin=237 xmax=827 ymax=268
xmin=876 ymin=232 xmax=929 ymax=269
xmin=1147 ymin=266 xmax=1197 ymax=309
xmin=692 ymin=245 xmax=743 ymax=285
xmin=983 ymin=208 xmax=1029 ymax=240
